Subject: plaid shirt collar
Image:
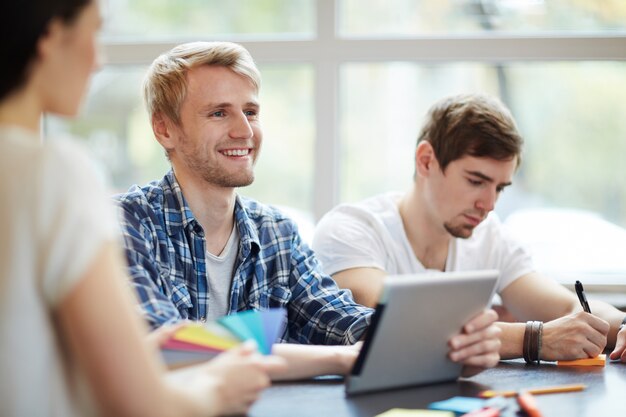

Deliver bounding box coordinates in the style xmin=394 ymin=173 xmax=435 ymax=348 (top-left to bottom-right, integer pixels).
xmin=161 ymin=170 xmax=260 ymax=257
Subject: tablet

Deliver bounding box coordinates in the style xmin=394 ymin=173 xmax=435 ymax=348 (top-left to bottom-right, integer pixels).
xmin=345 ymin=269 xmax=499 ymax=395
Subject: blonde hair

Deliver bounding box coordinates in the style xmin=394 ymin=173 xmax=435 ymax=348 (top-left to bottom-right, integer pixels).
xmin=143 ymin=41 xmax=261 ymax=125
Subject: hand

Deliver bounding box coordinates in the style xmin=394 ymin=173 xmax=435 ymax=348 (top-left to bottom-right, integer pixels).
xmin=609 ymin=324 xmax=626 ymax=362
xmin=198 ymin=342 xmax=287 ymax=416
xmin=145 ymin=321 xmax=188 ymax=351
xmin=541 ymin=312 xmax=609 ymax=361
xmin=448 ymin=309 xmax=501 ymax=377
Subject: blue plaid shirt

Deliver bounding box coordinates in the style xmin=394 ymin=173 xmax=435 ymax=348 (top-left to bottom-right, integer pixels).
xmin=114 ymin=170 xmax=372 ymax=345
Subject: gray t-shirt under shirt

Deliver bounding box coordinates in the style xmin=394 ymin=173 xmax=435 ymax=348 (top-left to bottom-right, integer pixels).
xmin=204 ymin=224 xmax=239 ymax=321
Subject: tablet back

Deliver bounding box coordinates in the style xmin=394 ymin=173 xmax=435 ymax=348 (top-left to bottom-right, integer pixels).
xmin=346 ymin=270 xmax=499 ymax=395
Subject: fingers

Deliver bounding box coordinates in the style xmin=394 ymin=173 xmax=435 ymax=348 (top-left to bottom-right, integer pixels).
xmin=450 ymin=320 xmax=501 ymax=352
xmin=145 ymin=321 xmax=188 ymax=348
xmin=541 ymin=314 xmax=609 ymax=360
xmin=449 ymin=335 xmax=501 ymax=365
xmin=463 ymin=309 xmax=499 ymax=334
xmin=578 ymin=311 xmax=611 ymax=335
xmin=449 ymin=325 xmax=501 ymax=367
xmin=609 ymin=328 xmax=626 ymax=361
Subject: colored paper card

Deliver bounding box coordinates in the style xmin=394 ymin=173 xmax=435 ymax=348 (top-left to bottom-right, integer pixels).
xmin=260 ymin=308 xmax=286 ymax=353
xmin=218 ymin=313 xmax=258 ymax=345
xmin=162 ymin=348 xmax=220 ymax=367
xmin=162 ymin=338 xmax=224 ymax=353
xmin=204 ymin=321 xmax=242 ymax=345
xmin=173 ymin=325 xmax=240 ymax=351
xmin=376 ymin=409 xmax=454 ymax=417
xmin=557 ymin=354 xmax=606 ymax=367
xmin=428 ymin=397 xmax=486 ymax=415
xmin=234 ymin=310 xmax=268 ymax=353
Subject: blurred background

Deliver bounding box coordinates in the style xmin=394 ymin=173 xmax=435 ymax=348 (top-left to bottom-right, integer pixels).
xmin=45 ymin=0 xmax=626 ymax=295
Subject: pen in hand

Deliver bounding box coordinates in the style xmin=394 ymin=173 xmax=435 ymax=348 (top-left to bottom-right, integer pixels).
xmin=575 ymin=280 xmax=592 ymax=314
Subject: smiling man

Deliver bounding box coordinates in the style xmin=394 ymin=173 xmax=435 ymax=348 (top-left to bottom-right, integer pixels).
xmin=312 ymin=93 xmax=626 ymax=363
xmin=114 ymin=43 xmax=502 ymax=377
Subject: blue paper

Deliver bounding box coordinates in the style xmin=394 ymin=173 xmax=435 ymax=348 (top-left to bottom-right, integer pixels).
xmin=218 ymin=309 xmax=287 ymax=355
xmin=428 ymin=397 xmax=485 ymax=415
xmin=260 ymin=308 xmax=286 ymax=353
xmin=218 ymin=314 xmax=257 ymax=343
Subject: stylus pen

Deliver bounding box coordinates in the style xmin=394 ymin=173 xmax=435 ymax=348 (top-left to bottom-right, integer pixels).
xmin=575 ymin=280 xmax=592 ymax=314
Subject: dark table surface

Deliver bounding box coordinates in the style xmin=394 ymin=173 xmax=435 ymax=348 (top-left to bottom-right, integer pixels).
xmin=250 ymin=359 xmax=626 ymax=417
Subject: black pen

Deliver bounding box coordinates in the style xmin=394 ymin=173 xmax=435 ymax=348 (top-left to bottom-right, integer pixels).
xmin=575 ymin=280 xmax=592 ymax=314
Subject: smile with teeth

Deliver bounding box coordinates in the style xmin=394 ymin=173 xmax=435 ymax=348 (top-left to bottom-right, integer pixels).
xmin=221 ymin=149 xmax=250 ymax=157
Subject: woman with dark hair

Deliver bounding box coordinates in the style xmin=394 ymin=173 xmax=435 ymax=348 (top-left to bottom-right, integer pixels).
xmin=0 ymin=2 xmax=285 ymax=416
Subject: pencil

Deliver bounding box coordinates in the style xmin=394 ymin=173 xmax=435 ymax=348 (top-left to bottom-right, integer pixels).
xmin=479 ymin=383 xmax=586 ymax=398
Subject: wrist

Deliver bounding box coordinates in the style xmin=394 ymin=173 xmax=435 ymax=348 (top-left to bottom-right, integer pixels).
xmin=523 ymin=321 xmax=543 ymax=364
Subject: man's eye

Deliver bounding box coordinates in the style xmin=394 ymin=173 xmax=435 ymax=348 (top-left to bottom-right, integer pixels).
xmin=210 ymin=111 xmax=224 ymax=117
xmin=244 ymin=110 xmax=258 ymax=117
xmin=468 ymin=179 xmax=483 ymax=186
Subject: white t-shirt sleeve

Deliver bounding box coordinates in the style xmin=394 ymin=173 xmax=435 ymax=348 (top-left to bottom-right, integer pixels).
xmin=37 ymin=141 xmax=118 ymax=306
xmin=312 ymin=207 xmax=388 ymax=276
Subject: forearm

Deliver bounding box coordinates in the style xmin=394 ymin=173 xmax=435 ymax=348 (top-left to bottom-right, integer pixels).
xmin=269 ymin=344 xmax=358 ymax=380
xmin=589 ymin=300 xmax=626 ymax=348
xmin=495 ymin=322 xmax=525 ymax=359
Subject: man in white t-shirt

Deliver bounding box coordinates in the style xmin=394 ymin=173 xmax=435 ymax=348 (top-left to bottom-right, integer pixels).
xmin=313 ymin=93 xmax=626 ymax=363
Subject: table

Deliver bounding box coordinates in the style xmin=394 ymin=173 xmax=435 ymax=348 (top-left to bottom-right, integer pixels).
xmin=250 ymin=359 xmax=626 ymax=416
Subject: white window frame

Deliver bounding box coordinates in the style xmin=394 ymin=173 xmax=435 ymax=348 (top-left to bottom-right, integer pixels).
xmin=101 ymin=0 xmax=626 ymax=220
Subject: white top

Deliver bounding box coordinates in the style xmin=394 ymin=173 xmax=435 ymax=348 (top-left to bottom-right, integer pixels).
xmin=0 ymin=126 xmax=117 ymax=417
xmin=205 ymin=224 xmax=239 ymax=321
xmin=312 ymin=192 xmax=535 ymax=294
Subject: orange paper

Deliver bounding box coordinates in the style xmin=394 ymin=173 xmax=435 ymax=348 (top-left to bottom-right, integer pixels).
xmin=557 ymin=354 xmax=606 ymax=367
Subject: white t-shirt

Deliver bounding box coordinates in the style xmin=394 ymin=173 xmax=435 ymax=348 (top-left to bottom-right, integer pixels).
xmin=0 ymin=126 xmax=117 ymax=417
xmin=312 ymin=192 xmax=535 ymax=294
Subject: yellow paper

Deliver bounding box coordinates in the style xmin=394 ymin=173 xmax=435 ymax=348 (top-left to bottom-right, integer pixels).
xmin=173 ymin=325 xmax=240 ymax=351
xmin=375 ymin=409 xmax=454 ymax=417
xmin=557 ymin=354 xmax=606 ymax=367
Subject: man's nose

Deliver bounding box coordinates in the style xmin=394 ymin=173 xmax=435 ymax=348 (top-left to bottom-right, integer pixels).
xmin=476 ymin=187 xmax=497 ymax=213
xmin=229 ymin=112 xmax=254 ymax=139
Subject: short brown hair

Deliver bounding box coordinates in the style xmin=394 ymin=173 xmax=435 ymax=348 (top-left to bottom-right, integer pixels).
xmin=143 ymin=41 xmax=261 ymax=126
xmin=417 ymin=93 xmax=523 ymax=172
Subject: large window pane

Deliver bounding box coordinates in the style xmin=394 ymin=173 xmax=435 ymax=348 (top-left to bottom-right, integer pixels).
xmin=340 ymin=61 xmax=626 ymax=281
xmin=103 ymin=0 xmax=315 ymax=40
xmin=339 ymin=0 xmax=626 ymax=36
xmin=45 ymin=64 xmax=315 ymax=216
xmin=340 ymin=63 xmax=500 ymax=204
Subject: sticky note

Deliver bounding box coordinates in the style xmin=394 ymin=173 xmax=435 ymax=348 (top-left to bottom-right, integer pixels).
xmin=557 ymin=354 xmax=606 ymax=367
xmin=375 ymin=409 xmax=454 ymax=417
xmin=428 ymin=396 xmax=486 ymax=414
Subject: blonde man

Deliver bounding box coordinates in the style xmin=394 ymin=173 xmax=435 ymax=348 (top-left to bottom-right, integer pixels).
xmin=115 ymin=43 xmax=501 ymax=377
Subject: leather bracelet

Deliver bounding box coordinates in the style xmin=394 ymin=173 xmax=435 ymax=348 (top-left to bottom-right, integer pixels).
xmin=537 ymin=321 xmax=543 ymax=365
xmin=523 ymin=321 xmax=532 ymax=363
xmin=523 ymin=321 xmax=543 ymax=364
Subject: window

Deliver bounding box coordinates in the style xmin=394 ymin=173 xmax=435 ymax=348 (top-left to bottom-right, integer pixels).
xmin=47 ymin=0 xmax=626 ymax=286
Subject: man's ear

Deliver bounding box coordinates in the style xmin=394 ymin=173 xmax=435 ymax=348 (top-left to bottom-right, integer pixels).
xmin=415 ymin=141 xmax=438 ymax=178
xmin=152 ymin=113 xmax=177 ymax=152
